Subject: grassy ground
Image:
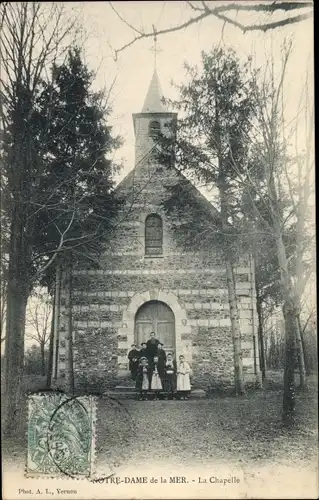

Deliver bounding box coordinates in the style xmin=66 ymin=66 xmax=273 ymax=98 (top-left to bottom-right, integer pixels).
xmin=96 ymin=386 xmax=318 ymax=473
xmin=2 ymin=372 xmax=318 ymax=476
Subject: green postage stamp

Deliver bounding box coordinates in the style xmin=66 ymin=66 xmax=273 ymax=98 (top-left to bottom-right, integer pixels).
xmin=26 ymin=393 xmax=96 ymax=478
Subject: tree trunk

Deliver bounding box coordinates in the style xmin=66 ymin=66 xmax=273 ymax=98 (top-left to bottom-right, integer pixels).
xmin=282 ymin=300 xmax=298 ymax=425
xmin=293 ymin=297 xmax=307 ymax=388
xmin=295 ymin=315 xmax=307 ymax=389
xmin=3 ymin=216 xmax=30 ymax=435
xmin=46 ymin=288 xmax=56 ymax=388
xmin=294 ymin=194 xmax=310 ymax=383
xmin=249 ymin=256 xmax=261 ymax=387
xmin=218 ymin=178 xmax=245 ymax=395
xmin=4 ymin=286 xmax=28 ymax=434
xmin=225 ymin=258 xmax=245 ymax=395
xmin=297 ymin=315 xmax=310 ymax=376
xmin=40 ymin=342 xmax=46 ymax=376
xmin=65 ymin=259 xmax=74 ymax=393
xmin=53 ymin=263 xmax=62 ymax=380
xmin=214 ymin=80 xmax=245 ymax=394
xmin=256 ymin=288 xmax=267 ymax=381
xmin=274 ymin=227 xmax=298 ymax=426
xmin=3 ymin=85 xmax=35 ymax=435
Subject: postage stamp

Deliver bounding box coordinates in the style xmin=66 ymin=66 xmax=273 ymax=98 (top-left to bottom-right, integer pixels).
xmin=26 ymin=392 xmax=96 ymax=478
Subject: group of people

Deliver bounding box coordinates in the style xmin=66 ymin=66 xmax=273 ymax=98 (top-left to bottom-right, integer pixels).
xmin=128 ymin=332 xmax=191 ymax=400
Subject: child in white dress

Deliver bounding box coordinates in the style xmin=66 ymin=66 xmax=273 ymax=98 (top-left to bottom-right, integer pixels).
xmin=136 ymin=357 xmax=150 ymax=400
xmin=176 ymin=355 xmax=191 ymax=400
xmin=150 ymin=355 xmax=163 ymax=399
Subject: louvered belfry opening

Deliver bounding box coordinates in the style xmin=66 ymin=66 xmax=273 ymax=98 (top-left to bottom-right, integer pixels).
xmin=149 ymin=120 xmax=161 ymax=138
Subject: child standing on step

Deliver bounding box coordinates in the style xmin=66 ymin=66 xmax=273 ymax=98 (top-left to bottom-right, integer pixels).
xmin=150 ymin=355 xmax=163 ymax=400
xmin=135 ymin=357 xmax=150 ymax=400
xmin=176 ymin=355 xmax=191 ymax=400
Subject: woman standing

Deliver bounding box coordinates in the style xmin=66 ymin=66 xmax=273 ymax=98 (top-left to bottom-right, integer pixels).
xmin=176 ymin=355 xmax=191 ymax=400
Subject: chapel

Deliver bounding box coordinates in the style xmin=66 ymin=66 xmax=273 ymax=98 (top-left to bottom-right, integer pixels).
xmin=53 ymin=70 xmax=261 ymax=392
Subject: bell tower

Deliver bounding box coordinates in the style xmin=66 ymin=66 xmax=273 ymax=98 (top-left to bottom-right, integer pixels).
xmin=132 ymin=36 xmax=177 ymax=166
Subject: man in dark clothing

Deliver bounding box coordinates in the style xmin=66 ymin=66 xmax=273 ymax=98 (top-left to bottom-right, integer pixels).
xmin=146 ymin=332 xmax=159 ymax=362
xmin=138 ymin=342 xmax=148 ymax=360
xmin=128 ymin=343 xmax=139 ymax=381
xmin=163 ymin=353 xmax=177 ymax=399
xmin=157 ymin=342 xmax=167 ymax=381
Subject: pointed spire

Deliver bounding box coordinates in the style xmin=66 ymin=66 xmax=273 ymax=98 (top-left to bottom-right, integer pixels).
xmin=141 ymin=70 xmax=165 ymax=113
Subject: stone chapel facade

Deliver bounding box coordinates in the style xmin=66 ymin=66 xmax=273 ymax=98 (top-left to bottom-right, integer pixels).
xmin=53 ymin=70 xmax=261 ymax=392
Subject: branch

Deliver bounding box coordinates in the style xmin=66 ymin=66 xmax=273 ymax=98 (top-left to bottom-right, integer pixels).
xmin=33 ymin=200 xmax=77 ymax=278
xmin=111 ymin=8 xmax=210 ymax=60
xmin=110 ymin=2 xmax=312 ymax=59
xmin=109 ymin=2 xmax=143 ymax=35
xmin=300 ymin=307 xmax=315 ymax=335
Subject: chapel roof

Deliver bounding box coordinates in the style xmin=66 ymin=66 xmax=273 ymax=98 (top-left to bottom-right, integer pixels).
xmin=115 ymin=158 xmax=220 ymax=223
xmin=141 ymin=69 xmax=165 ymax=113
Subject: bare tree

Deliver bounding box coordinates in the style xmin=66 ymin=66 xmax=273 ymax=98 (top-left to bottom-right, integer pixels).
xmin=287 ymin=72 xmax=314 ymax=388
xmin=228 ymin=40 xmax=314 ymax=424
xmin=109 ymin=1 xmax=313 ymax=60
xmin=26 ymin=290 xmax=52 ymax=376
xmin=0 ymin=2 xmax=77 ymax=435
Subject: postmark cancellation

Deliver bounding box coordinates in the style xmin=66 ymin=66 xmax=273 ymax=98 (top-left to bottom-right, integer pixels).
xmin=26 ymin=393 xmax=96 ymax=478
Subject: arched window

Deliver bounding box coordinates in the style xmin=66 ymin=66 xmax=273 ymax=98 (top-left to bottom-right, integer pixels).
xmin=145 ymin=214 xmax=163 ymax=255
xmin=148 ymin=120 xmax=161 ymax=138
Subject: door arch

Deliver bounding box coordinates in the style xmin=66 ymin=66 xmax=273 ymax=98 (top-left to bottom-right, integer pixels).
xmin=135 ymin=300 xmax=175 ymax=353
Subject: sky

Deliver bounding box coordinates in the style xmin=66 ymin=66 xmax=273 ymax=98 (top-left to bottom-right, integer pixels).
xmin=68 ymin=1 xmax=314 ymax=184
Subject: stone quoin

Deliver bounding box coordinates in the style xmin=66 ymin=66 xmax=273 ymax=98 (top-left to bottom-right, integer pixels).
xmin=53 ymin=69 xmax=261 ymax=392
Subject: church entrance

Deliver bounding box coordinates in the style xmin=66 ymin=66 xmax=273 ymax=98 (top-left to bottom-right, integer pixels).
xmin=135 ymin=300 xmax=175 ymax=354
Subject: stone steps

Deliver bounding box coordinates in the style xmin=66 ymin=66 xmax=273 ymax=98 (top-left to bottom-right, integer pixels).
xmin=104 ymin=386 xmax=206 ymax=400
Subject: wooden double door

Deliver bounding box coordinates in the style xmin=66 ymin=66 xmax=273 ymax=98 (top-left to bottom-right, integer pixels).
xmin=135 ymin=300 xmax=175 ymax=353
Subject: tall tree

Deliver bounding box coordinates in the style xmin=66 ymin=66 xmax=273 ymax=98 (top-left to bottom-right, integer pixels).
xmin=1 ymin=3 xmax=121 ymax=433
xmin=243 ymin=193 xmax=298 ymax=381
xmin=0 ymin=2 xmax=76 ymax=435
xmin=160 ymin=47 xmax=258 ymax=394
xmin=283 ymin=71 xmax=315 ymax=389
xmin=228 ymin=41 xmax=314 ymax=424
xmin=158 ymin=43 xmax=314 ymax=419
xmin=31 ymin=47 xmax=122 ymax=282
xmin=31 ymin=47 xmax=122 ymax=391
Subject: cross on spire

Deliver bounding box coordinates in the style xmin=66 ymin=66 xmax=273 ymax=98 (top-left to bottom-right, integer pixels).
xmin=149 ymin=26 xmax=162 ymax=70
